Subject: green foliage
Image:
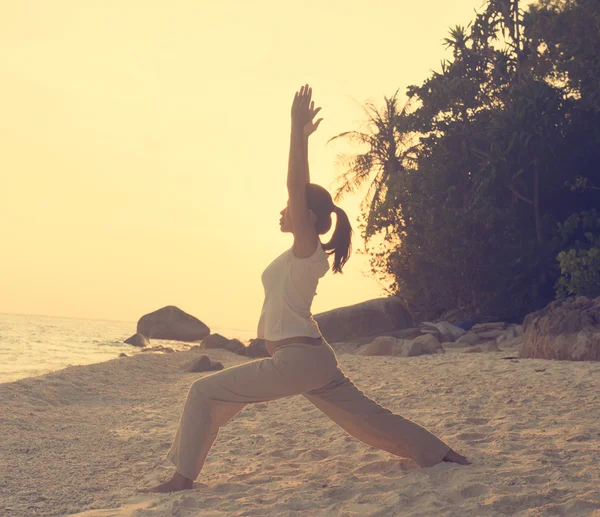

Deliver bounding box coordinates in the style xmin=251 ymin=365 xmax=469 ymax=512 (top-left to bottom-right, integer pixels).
xmin=332 ymin=0 xmax=600 ymax=322
xmin=555 ymin=210 xmax=600 ymax=297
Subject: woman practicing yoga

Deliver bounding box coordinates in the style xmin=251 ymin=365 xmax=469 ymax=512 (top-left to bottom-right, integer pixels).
xmin=146 ymin=84 xmax=469 ymax=493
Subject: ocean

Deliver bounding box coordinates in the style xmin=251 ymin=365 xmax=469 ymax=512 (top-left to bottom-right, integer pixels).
xmin=0 ymin=313 xmax=254 ymax=384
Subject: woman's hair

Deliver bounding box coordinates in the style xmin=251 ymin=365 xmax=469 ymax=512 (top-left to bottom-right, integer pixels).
xmin=305 ymin=183 xmax=353 ymax=273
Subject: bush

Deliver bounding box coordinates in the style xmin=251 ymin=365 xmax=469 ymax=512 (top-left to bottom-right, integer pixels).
xmin=555 ymin=210 xmax=600 ymax=298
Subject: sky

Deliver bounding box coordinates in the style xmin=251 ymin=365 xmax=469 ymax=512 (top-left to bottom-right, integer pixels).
xmin=1 ymin=0 xmax=502 ymax=333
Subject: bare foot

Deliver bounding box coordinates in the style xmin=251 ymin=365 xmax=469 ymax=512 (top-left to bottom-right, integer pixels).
xmin=140 ymin=471 xmax=194 ymax=493
xmin=443 ymin=449 xmax=471 ymax=465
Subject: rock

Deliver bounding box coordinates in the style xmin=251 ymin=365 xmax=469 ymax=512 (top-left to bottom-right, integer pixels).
xmin=313 ymin=296 xmax=413 ymax=344
xmin=519 ymin=296 xmax=600 ymax=361
xmin=420 ymin=321 xmax=465 ymax=342
xmin=500 ymin=335 xmax=526 ymax=350
xmin=224 ymin=339 xmax=246 ymax=355
xmin=119 ymin=353 xmax=128 ymax=358
xmin=357 ymin=337 xmax=403 ymax=356
xmin=455 ymin=332 xmax=485 ymax=346
xmin=184 ymin=355 xmax=224 ymax=373
xmin=476 ymin=330 xmax=507 ymax=340
xmin=137 ymin=306 xmax=210 ymax=342
xmin=442 ymin=341 xmax=471 ymax=349
xmin=400 ymin=334 xmax=443 ymax=357
xmin=482 ymin=341 xmax=501 ymax=352
xmin=245 ymin=339 xmax=269 ymax=358
xmin=471 ymin=322 xmax=507 ymax=332
xmin=462 ymin=342 xmax=500 ymax=353
xmin=124 ymin=333 xmax=149 ymax=347
xmin=200 ymin=334 xmax=246 ymax=355
xmin=331 ymin=328 xmax=423 ymax=349
xmin=496 ymin=326 xmax=521 ymax=344
xmin=201 ymin=333 xmax=229 ymax=349
xmin=141 ymin=345 xmax=175 ymax=353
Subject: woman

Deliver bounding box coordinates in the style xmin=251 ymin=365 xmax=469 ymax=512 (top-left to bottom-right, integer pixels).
xmin=146 ymin=84 xmax=469 ymax=493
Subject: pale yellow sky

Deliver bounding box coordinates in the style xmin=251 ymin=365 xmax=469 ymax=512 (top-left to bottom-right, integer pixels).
xmin=1 ymin=0 xmax=497 ymax=332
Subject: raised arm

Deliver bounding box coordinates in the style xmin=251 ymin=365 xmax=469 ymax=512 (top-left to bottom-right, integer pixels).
xmin=287 ymin=84 xmax=323 ymax=258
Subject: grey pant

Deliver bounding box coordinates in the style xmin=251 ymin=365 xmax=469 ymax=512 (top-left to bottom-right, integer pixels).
xmin=167 ymin=341 xmax=451 ymax=480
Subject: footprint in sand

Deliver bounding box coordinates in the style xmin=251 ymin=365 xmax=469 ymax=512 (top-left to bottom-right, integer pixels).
xmin=460 ymin=484 xmax=490 ymax=498
xmin=466 ymin=417 xmax=489 ymax=425
xmin=456 ymin=432 xmax=492 ymax=443
xmin=353 ymin=459 xmax=415 ymax=476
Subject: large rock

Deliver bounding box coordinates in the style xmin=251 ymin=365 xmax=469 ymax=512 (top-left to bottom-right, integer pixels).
xmin=519 ymin=296 xmax=600 ymax=361
xmin=357 ymin=337 xmax=404 ymax=356
xmin=137 ymin=306 xmax=210 ymax=342
xmin=314 ymin=296 xmax=413 ymax=344
xmin=419 ymin=321 xmax=465 ymax=342
xmin=400 ymin=334 xmax=444 ymax=357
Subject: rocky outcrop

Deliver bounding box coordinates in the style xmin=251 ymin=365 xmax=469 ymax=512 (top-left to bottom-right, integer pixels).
xmin=519 ymin=296 xmax=600 ymax=361
xmin=124 ymin=333 xmax=149 ymax=347
xmin=314 ymin=296 xmax=413 ymax=344
xmin=137 ymin=306 xmax=210 ymax=342
xmin=183 ymin=355 xmax=224 ymax=373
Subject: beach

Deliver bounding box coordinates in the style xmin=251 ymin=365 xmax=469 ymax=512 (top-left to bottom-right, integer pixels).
xmin=2 ymin=345 xmax=600 ymax=517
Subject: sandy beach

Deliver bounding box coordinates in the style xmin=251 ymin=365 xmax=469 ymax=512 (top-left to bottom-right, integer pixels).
xmin=2 ymin=345 xmax=600 ymax=517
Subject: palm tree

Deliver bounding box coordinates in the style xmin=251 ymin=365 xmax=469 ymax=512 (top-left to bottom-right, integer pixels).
xmin=328 ymin=91 xmax=418 ymax=242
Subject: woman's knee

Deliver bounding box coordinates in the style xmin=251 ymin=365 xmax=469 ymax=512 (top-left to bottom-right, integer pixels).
xmin=187 ymin=377 xmax=213 ymax=405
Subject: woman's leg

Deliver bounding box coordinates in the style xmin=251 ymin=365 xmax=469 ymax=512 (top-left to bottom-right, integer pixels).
xmin=150 ymin=343 xmax=339 ymax=491
xmin=303 ymin=369 xmax=452 ymax=468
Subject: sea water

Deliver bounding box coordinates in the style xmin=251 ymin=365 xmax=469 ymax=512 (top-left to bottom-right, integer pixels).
xmin=0 ymin=313 xmax=253 ymax=384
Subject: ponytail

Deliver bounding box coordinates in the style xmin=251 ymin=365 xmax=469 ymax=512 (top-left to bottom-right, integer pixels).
xmin=323 ymin=206 xmax=353 ymax=274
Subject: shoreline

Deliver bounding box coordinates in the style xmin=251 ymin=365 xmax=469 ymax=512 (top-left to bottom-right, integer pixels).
xmin=2 ymin=346 xmax=600 ymax=516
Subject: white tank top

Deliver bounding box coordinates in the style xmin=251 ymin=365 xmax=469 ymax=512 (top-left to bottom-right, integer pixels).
xmin=257 ymin=242 xmax=330 ymax=341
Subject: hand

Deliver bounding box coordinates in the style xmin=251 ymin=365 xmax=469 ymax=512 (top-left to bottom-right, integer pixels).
xmin=291 ymin=84 xmax=323 ymax=137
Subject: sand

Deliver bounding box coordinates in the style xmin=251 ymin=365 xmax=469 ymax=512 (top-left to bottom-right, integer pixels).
xmin=1 ymin=345 xmax=600 ymax=517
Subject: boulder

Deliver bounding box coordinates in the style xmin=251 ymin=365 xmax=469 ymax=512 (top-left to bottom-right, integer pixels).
xmin=454 ymin=332 xmax=485 ymax=346
xmin=200 ymin=334 xmax=246 ymax=355
xmin=420 ymin=321 xmax=465 ymax=342
xmin=183 ymin=355 xmax=224 ymax=373
xmin=124 ymin=333 xmax=149 ymax=347
xmin=519 ymin=296 xmax=600 ymax=361
xmin=119 ymin=353 xmax=128 ymax=358
xmin=245 ymin=339 xmax=269 ymax=358
xmin=471 ymin=322 xmax=507 ymax=332
xmin=476 ymin=330 xmax=507 ymax=340
xmin=314 ymin=296 xmax=413 ymax=343
xmin=357 ymin=337 xmax=403 ymax=356
xmin=500 ymin=335 xmax=526 ymax=350
xmin=201 ymin=333 xmax=229 ymax=349
xmin=496 ymin=325 xmax=522 ymax=344
xmin=400 ymin=334 xmax=443 ymax=357
xmin=137 ymin=306 xmax=210 ymax=342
